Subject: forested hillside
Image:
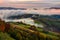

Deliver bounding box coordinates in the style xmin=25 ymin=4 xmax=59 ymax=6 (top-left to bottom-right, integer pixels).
xmin=0 ymin=19 xmax=60 ymax=40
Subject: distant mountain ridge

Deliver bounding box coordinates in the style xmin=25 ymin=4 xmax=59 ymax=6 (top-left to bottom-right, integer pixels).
xmin=49 ymin=7 xmax=60 ymax=9
xmin=0 ymin=7 xmax=27 ymax=10
xmin=6 ymin=14 xmax=60 ymax=19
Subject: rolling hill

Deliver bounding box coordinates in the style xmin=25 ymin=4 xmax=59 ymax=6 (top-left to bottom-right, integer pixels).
xmin=0 ymin=18 xmax=60 ymax=40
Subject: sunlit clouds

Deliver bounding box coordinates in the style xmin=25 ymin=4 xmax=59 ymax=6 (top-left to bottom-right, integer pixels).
xmin=0 ymin=0 xmax=60 ymax=15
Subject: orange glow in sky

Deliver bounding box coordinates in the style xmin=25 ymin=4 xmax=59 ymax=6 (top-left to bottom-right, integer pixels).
xmin=10 ymin=0 xmax=38 ymax=1
xmin=0 ymin=0 xmax=3 ymax=3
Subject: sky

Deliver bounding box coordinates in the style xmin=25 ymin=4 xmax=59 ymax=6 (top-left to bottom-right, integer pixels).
xmin=0 ymin=0 xmax=60 ymax=8
xmin=0 ymin=0 xmax=60 ymax=3
xmin=0 ymin=0 xmax=60 ymax=15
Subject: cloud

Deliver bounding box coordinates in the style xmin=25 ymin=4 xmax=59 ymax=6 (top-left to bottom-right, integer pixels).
xmin=0 ymin=0 xmax=60 ymax=8
xmin=6 ymin=0 xmax=41 ymax=2
xmin=0 ymin=0 xmax=60 ymax=4
xmin=6 ymin=0 xmax=60 ymax=4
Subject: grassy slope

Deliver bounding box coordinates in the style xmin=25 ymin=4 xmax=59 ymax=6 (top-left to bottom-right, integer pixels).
xmin=8 ymin=22 xmax=60 ymax=40
xmin=0 ymin=19 xmax=60 ymax=40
